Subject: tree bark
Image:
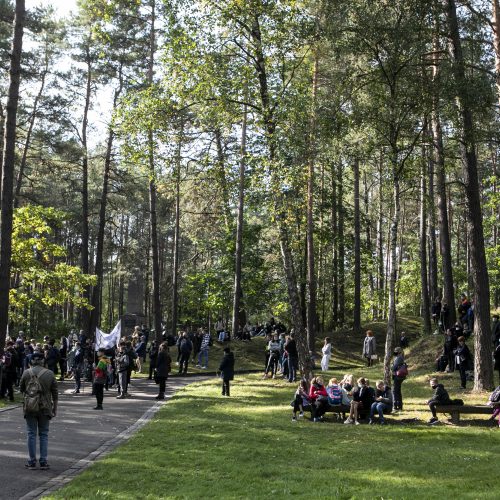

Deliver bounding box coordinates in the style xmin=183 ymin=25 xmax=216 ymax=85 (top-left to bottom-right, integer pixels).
xmin=0 ymin=0 xmax=25 ymax=354
xmin=147 ymin=0 xmax=162 ymax=344
xmin=331 ymin=164 xmax=338 ymax=328
xmin=81 ymin=40 xmax=92 ymax=336
xmin=353 ymin=158 xmax=361 ymax=334
xmin=426 ymin=126 xmax=439 ymax=302
xmin=171 ymin=128 xmax=182 ymax=338
xmin=14 ymin=66 xmax=47 ymax=207
xmin=250 ymin=11 xmax=312 ymax=378
xmin=420 ymin=148 xmax=432 ymax=334
xmin=377 ymin=156 xmax=384 ymax=319
xmin=231 ymin=102 xmax=247 ymax=339
xmin=337 ymin=163 xmax=345 ymax=326
xmin=306 ymin=53 xmax=318 ymax=351
xmin=444 ymin=0 xmax=494 ymax=391
xmin=431 ymin=32 xmax=456 ymax=326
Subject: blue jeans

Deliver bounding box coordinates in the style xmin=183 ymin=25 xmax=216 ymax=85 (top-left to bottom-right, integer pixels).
xmin=370 ymin=402 xmax=390 ymax=422
xmin=26 ymin=414 xmax=50 ymax=463
xmin=198 ymin=349 xmax=209 ymax=367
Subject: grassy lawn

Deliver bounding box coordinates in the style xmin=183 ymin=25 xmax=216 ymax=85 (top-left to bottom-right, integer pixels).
xmin=45 ymin=363 xmax=500 ymax=500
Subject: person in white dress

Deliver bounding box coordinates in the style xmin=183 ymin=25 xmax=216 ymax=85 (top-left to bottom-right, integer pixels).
xmin=321 ymin=337 xmax=332 ymax=371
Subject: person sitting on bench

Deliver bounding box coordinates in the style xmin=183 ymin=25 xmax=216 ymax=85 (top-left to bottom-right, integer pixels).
xmin=427 ymin=377 xmax=452 ymax=425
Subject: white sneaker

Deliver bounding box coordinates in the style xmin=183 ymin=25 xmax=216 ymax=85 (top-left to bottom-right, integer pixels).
xmin=201 ymin=366 xmax=207 ymax=369
xmin=196 ymin=364 xmax=201 ymax=368
xmin=298 ymin=412 xmax=304 ymax=418
xmin=354 ymin=420 xmax=360 ymax=425
xmin=344 ymin=418 xmax=353 ymax=424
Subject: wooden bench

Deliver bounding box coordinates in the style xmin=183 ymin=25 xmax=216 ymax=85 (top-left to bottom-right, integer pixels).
xmin=323 ymin=404 xmax=351 ymax=420
xmin=435 ymin=404 xmax=499 ymax=424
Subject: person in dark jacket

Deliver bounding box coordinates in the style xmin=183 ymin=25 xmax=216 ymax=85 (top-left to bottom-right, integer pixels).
xmin=1 ymin=342 xmax=19 ymax=401
xmin=58 ymin=336 xmax=68 ymax=381
xmin=284 ymin=335 xmax=298 ymax=383
xmin=45 ymin=340 xmax=59 ymax=374
xmin=443 ymin=329 xmax=458 ymax=372
xmin=134 ymin=337 xmax=147 ymax=373
xmin=455 ymin=336 xmax=472 ymax=389
xmin=491 ymin=315 xmax=500 ymax=348
xmin=178 ymin=332 xmax=193 ymax=375
xmin=427 ymin=377 xmax=452 ymax=424
xmin=431 ymin=298 xmax=442 ymax=327
xmin=148 ymin=341 xmax=159 ymax=380
xmin=155 ymin=342 xmax=172 ymax=400
xmin=218 ymin=347 xmax=235 ymax=396
xmin=345 ymin=377 xmax=375 ymax=424
xmin=392 ymin=347 xmax=406 ymax=411
xmin=494 ymin=343 xmax=500 ymax=385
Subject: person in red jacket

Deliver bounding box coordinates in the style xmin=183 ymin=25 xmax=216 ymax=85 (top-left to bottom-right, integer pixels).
xmin=309 ymin=376 xmax=328 ymax=422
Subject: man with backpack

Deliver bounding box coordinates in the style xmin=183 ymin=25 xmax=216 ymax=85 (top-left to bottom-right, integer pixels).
xmin=19 ymin=351 xmax=58 ymax=470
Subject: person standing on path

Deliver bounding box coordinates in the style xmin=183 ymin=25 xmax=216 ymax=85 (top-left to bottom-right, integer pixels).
xmin=71 ymin=342 xmax=84 ymax=394
xmin=19 ymin=352 xmax=58 ymax=470
xmin=155 ymin=342 xmax=172 ymax=400
xmin=93 ymin=349 xmax=109 ymax=410
xmin=218 ymin=347 xmax=235 ymax=396
xmin=285 ymin=334 xmax=298 ymax=383
xmin=148 ymin=340 xmax=158 ymax=380
xmin=362 ymin=330 xmax=376 ymax=367
xmin=321 ymin=337 xmax=332 ymax=372
xmin=178 ymin=332 xmax=193 ymax=375
xmin=115 ymin=343 xmax=130 ymax=398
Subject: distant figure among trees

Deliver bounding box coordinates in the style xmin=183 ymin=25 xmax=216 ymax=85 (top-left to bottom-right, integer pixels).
xmin=362 ymin=331 xmax=376 ymax=367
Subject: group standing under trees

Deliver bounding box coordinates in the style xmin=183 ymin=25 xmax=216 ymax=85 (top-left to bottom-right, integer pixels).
xmin=0 ymin=1 xmax=499 ymax=391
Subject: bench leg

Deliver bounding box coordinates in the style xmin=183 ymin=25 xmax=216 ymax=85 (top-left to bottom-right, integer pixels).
xmin=451 ymin=411 xmax=460 ymax=425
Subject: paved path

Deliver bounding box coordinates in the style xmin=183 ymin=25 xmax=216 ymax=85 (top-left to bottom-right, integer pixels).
xmin=0 ymin=376 xmax=200 ymax=500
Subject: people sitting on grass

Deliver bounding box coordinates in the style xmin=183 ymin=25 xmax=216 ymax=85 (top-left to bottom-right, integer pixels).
xmin=369 ymin=380 xmax=393 ymax=425
xmin=427 ymin=377 xmax=452 ymax=425
xmin=344 ymin=377 xmax=375 ymax=425
xmin=291 ymin=379 xmax=311 ymax=421
xmin=309 ymin=376 xmax=328 ymax=422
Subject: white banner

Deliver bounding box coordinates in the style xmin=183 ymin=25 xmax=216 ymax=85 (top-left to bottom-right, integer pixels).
xmin=95 ymin=320 xmax=121 ymax=351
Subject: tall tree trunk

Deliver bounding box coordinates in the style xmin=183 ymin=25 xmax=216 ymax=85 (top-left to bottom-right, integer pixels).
xmin=331 ymin=164 xmax=338 ymax=328
xmin=0 ymin=0 xmax=25 ymax=354
xmin=306 ymin=53 xmax=318 ymax=351
xmin=492 ymin=0 xmax=500 ymax=104
xmin=147 ymin=0 xmax=162 ymax=344
xmin=250 ymin=12 xmax=311 ymax=378
xmin=353 ymin=158 xmax=361 ymax=334
xmin=89 ymin=74 xmax=123 ymax=336
xmin=81 ymin=42 xmax=92 ymax=336
xmin=377 ymin=156 xmax=384 ymax=319
xmin=420 ymin=150 xmax=432 ymax=334
xmin=337 ymin=163 xmax=345 ymax=326
xmin=431 ymin=32 xmax=456 ymax=326
xmin=444 ymin=0 xmax=493 ymax=390
xmin=214 ymin=128 xmax=232 ymax=231
xmin=231 ymin=102 xmax=247 ymax=338
xmin=363 ymin=170 xmax=375 ymax=319
xmin=171 ymin=128 xmax=182 ymax=338
xmin=14 ymin=66 xmax=47 ymax=207
xmin=426 ymin=127 xmax=439 ymax=301
xmin=384 ymin=162 xmax=400 ymax=384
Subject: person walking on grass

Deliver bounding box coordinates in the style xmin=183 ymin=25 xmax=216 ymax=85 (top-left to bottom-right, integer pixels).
xmin=197 ymin=329 xmax=211 ymax=369
xmin=362 ymin=330 xmax=376 ymax=367
xmin=427 ymin=377 xmax=452 ymax=425
xmin=155 ymin=342 xmax=172 ymax=400
xmin=321 ymin=337 xmax=332 ymax=372
xmin=19 ymin=352 xmax=58 ymax=470
xmin=218 ymin=347 xmax=235 ymax=396
xmin=93 ymin=349 xmax=109 ymax=410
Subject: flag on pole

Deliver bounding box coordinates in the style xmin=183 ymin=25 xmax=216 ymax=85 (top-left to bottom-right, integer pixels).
xmin=95 ymin=320 xmax=121 ymax=351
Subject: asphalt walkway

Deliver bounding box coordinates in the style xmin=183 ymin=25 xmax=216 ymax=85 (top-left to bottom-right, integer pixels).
xmin=0 ymin=375 xmax=200 ymax=499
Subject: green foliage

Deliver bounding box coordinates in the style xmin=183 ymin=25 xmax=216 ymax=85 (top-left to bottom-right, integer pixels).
xmin=10 ymin=206 xmax=96 ymax=325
